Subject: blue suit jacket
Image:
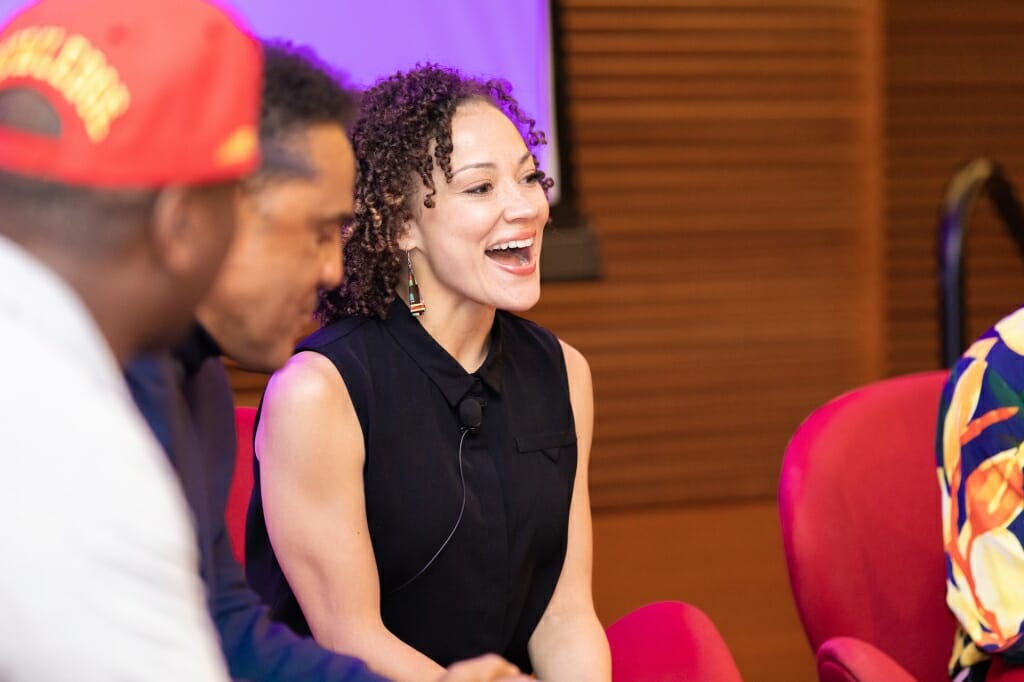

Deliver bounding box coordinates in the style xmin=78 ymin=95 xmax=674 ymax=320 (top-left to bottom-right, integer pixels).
xmin=126 ymin=328 xmax=388 ymax=682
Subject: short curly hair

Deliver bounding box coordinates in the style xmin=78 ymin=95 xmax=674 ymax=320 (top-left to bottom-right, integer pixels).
xmin=255 ymin=41 xmax=359 ymax=182
xmin=317 ymin=63 xmax=553 ymax=323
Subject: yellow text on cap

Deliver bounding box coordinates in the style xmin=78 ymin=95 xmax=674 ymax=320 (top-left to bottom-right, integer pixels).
xmin=0 ymin=26 xmax=130 ymax=142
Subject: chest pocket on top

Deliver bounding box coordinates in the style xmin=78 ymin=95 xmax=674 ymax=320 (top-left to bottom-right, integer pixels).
xmin=515 ymin=431 xmax=577 ymax=462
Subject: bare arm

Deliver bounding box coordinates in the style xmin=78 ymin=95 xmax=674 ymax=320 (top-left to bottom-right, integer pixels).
xmin=256 ymin=351 xmax=446 ymax=681
xmin=527 ymin=341 xmax=611 ymax=681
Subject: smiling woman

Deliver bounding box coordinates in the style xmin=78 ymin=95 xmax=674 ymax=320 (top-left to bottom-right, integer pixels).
xmin=245 ymin=64 xmax=611 ymax=682
xmin=399 ymin=101 xmax=549 ymax=318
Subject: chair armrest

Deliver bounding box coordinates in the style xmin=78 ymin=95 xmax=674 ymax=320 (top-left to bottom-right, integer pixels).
xmin=816 ymin=636 xmax=916 ymax=682
xmin=606 ymin=601 xmax=743 ymax=682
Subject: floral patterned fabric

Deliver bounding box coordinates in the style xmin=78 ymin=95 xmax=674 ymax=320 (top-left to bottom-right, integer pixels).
xmin=938 ymin=307 xmax=1024 ymax=680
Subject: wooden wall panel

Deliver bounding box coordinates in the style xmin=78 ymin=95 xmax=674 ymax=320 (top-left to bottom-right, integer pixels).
xmin=527 ymin=0 xmax=882 ymax=508
xmin=885 ymin=1 xmax=1024 ymax=375
xmin=592 ymin=501 xmax=816 ymax=681
xmin=231 ymin=0 xmax=885 ymax=509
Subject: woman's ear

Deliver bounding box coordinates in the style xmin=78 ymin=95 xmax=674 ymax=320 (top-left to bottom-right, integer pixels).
xmin=397 ymin=220 xmax=419 ymax=253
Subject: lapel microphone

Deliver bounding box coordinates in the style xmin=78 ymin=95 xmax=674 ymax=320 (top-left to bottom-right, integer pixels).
xmin=458 ymin=397 xmax=483 ymax=433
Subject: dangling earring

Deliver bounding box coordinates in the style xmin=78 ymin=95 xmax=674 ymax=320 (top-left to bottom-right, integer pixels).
xmin=406 ymin=251 xmax=426 ymax=317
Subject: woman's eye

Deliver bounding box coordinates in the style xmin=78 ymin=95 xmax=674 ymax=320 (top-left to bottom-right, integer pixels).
xmin=523 ymin=170 xmax=545 ymax=184
xmin=466 ymin=183 xmax=493 ymax=194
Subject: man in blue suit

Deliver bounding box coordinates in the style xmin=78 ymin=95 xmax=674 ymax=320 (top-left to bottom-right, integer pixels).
xmin=126 ymin=42 xmax=528 ymax=682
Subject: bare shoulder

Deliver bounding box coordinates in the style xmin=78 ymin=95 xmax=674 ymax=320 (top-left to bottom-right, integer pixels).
xmin=557 ymin=338 xmax=593 ymax=445
xmin=263 ymin=350 xmax=348 ymax=413
xmin=257 ymin=350 xmax=361 ymax=471
xmin=558 ymin=338 xmax=592 ymax=386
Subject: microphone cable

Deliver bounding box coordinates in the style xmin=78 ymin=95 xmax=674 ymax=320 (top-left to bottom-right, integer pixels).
xmin=388 ymin=427 xmax=470 ymax=594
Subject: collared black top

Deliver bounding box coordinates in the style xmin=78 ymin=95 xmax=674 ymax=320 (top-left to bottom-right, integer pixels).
xmin=246 ymin=299 xmax=578 ymax=672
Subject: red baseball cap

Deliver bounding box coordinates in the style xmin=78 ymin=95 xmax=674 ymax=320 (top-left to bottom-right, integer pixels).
xmin=0 ymin=0 xmax=262 ymax=188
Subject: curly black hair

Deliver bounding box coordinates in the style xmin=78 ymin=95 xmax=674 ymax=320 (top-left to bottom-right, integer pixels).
xmin=317 ymin=63 xmax=553 ymax=323
xmin=256 ymin=41 xmax=359 ymax=181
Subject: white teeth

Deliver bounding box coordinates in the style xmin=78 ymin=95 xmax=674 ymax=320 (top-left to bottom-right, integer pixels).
xmin=489 ymin=237 xmax=535 ymax=251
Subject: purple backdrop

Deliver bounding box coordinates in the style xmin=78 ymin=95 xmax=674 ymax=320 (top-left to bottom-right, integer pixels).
xmin=0 ymin=0 xmax=561 ymax=199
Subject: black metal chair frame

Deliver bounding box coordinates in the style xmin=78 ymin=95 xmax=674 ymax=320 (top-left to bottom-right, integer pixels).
xmin=937 ymin=158 xmax=1024 ymax=368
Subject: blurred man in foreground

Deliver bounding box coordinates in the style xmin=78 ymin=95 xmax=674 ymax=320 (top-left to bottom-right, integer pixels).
xmin=0 ymin=0 xmax=262 ymax=678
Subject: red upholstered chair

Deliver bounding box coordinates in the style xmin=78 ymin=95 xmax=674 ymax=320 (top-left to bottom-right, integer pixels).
xmin=815 ymin=637 xmax=917 ymax=682
xmin=990 ymin=660 xmax=1024 ymax=681
xmin=779 ymin=371 xmax=955 ymax=681
xmin=605 ymin=601 xmax=743 ymax=682
xmin=226 ymin=405 xmax=257 ymax=565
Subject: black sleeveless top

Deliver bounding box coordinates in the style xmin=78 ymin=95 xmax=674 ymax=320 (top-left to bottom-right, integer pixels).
xmin=246 ymin=299 xmax=578 ymax=671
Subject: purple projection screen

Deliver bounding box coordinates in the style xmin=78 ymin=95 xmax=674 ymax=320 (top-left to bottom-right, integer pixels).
xmin=0 ymin=0 xmax=561 ymax=200
xmin=232 ymin=0 xmax=560 ymax=201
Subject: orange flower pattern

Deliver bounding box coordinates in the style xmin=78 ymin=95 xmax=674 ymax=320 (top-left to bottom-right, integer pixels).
xmin=939 ymin=310 xmax=1024 ymax=679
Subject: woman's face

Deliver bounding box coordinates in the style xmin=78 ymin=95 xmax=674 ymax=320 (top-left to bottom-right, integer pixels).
xmin=402 ymin=100 xmax=550 ymax=314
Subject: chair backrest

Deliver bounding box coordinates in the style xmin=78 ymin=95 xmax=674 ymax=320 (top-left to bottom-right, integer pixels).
xmin=605 ymin=601 xmax=744 ymax=682
xmin=226 ymin=405 xmax=257 ymax=565
xmin=778 ymin=371 xmax=956 ymax=682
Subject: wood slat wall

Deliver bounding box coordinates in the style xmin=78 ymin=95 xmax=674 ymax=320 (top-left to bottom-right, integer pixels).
xmin=886 ymin=1 xmax=1024 ymax=375
xmin=529 ymin=0 xmax=882 ymax=507
xmin=231 ymin=0 xmax=885 ymax=509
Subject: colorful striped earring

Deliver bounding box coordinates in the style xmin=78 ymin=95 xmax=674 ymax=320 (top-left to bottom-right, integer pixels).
xmin=406 ymin=251 xmax=426 ymax=317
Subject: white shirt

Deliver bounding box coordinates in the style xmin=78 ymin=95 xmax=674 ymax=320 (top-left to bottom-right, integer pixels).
xmin=0 ymin=236 xmax=229 ymax=681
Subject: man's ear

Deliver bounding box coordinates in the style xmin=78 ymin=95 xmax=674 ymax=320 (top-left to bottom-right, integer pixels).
xmin=234 ymin=183 xmax=260 ymax=226
xmin=149 ymin=186 xmax=195 ymax=275
xmin=148 ymin=183 xmax=236 ymax=276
